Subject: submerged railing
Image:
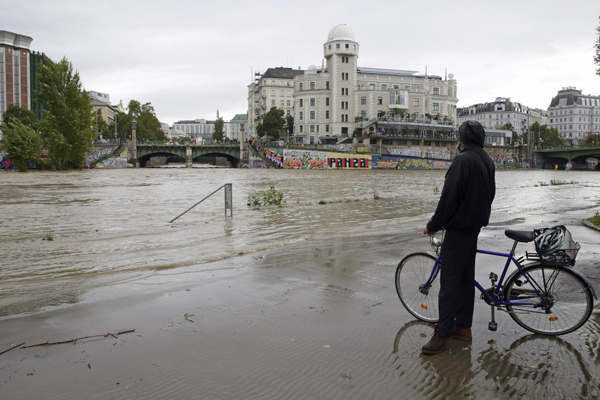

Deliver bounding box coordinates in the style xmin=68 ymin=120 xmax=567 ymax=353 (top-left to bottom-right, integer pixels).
xmin=169 ymin=183 xmax=232 ymax=223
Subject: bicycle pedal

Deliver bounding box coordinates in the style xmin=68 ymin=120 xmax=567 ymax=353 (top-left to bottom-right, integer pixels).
xmin=488 ymin=321 xmax=497 ymax=331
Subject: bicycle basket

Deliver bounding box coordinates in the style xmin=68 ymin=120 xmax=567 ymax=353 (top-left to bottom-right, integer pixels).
xmin=532 ymin=225 xmax=580 ymax=267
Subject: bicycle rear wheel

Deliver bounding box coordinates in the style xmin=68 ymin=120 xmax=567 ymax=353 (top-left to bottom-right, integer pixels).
xmin=395 ymin=252 xmax=440 ymax=323
xmin=504 ymin=265 xmax=593 ymax=335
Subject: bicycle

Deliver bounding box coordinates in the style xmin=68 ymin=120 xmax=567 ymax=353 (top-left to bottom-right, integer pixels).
xmin=395 ymin=226 xmax=597 ymax=335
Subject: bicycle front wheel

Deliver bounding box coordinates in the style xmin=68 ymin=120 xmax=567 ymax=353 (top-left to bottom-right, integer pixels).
xmin=504 ymin=265 xmax=594 ymax=335
xmin=395 ymin=252 xmax=440 ymax=323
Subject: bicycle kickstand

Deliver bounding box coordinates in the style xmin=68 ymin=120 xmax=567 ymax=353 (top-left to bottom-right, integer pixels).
xmin=489 ymin=306 xmax=498 ymax=331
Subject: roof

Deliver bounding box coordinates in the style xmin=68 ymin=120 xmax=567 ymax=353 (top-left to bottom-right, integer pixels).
xmin=231 ymin=114 xmax=247 ymax=121
xmin=262 ymin=67 xmax=305 ymax=79
xmin=327 ymin=24 xmax=355 ymax=42
xmin=358 ymin=67 xmax=440 ymax=80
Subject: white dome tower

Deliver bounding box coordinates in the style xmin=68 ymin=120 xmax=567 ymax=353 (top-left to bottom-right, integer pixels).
xmin=324 ymin=24 xmax=359 ymax=137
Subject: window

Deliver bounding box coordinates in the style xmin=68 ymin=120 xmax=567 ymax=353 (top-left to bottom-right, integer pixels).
xmin=299 ymin=83 xmax=303 ymax=91
xmin=286 ymin=91 xmax=291 ymax=97
xmin=300 ymin=111 xmax=303 ymax=120
xmin=345 ymin=44 xmax=349 ymax=49
xmin=310 ymin=111 xmax=315 ymax=119
xmin=299 ymin=99 xmax=303 ymax=107
xmin=326 ymin=98 xmax=329 ymax=106
xmin=287 ymin=100 xmax=291 ymax=107
xmin=361 ymin=110 xmax=367 ymax=118
xmin=280 ymin=90 xmax=284 ymax=96
xmin=310 ymin=98 xmax=315 ymax=107
xmin=271 ymin=100 xmax=275 ymax=106
xmin=300 ymin=125 xmax=303 ymax=133
xmin=326 ymin=110 xmax=329 ymax=119
xmin=271 ymin=90 xmax=275 ymax=96
xmin=370 ymin=83 xmax=376 ymax=89
xmin=326 ymin=81 xmax=330 ymax=89
xmin=405 ymin=85 xmax=411 ymax=90
xmin=414 ymin=98 xmax=419 ymax=107
xmin=310 ymin=82 xmax=316 ymax=90
xmin=310 ymin=125 xmax=315 ymax=133
xmin=280 ymin=100 xmax=284 ymax=107
xmin=393 ymin=85 xmax=399 ymax=89
xmin=382 ymin=84 xmax=388 ymax=90
xmin=377 ymin=97 xmax=383 ymax=105
xmin=271 ymin=80 xmax=275 ymax=85
xmin=336 ymin=44 xmax=340 ymax=49
xmin=361 ymin=96 xmax=367 ymax=105
xmin=433 ymin=103 xmax=439 ymax=111
xmin=341 ymin=102 xmax=345 ymax=109
xmin=433 ymin=87 xmax=440 ymax=95
xmin=326 ymin=125 xmax=329 ymax=132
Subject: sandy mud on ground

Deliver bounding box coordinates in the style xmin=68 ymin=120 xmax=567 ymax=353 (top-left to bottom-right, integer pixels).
xmin=1 ymin=214 xmax=599 ymax=400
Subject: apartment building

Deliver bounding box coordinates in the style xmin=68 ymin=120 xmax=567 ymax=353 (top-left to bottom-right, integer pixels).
xmin=0 ymin=30 xmax=33 ymax=127
xmin=547 ymin=87 xmax=600 ymax=145
xmin=457 ymin=97 xmax=546 ymax=138
xmin=247 ymin=24 xmax=459 ymax=144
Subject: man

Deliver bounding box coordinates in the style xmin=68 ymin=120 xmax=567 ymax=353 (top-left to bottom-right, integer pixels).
xmin=421 ymin=120 xmax=496 ymax=355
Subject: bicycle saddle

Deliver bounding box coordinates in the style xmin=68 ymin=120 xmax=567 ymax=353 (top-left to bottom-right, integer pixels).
xmin=505 ymin=230 xmax=535 ymax=243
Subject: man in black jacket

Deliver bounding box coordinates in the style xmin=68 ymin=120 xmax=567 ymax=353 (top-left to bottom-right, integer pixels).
xmin=421 ymin=120 xmax=496 ymax=355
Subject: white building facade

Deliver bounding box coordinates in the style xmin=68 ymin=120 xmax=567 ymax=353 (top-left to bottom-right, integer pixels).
xmin=548 ymin=87 xmax=600 ymax=145
xmin=457 ymin=97 xmax=546 ymax=138
xmin=247 ymin=24 xmax=459 ymax=144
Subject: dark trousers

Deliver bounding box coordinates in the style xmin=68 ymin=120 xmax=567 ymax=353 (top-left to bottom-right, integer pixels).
xmin=437 ymin=228 xmax=480 ymax=338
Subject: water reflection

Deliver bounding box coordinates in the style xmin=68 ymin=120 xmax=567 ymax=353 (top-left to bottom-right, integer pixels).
xmin=391 ymin=320 xmax=600 ymax=399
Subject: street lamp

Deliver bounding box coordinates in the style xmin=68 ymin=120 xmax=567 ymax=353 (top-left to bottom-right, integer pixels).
xmin=131 ymin=118 xmax=137 ymax=142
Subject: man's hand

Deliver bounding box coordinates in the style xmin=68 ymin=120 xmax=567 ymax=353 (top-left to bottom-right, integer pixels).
xmin=423 ymin=227 xmax=434 ymax=236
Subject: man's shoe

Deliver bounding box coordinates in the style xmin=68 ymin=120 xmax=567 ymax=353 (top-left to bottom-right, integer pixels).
xmin=421 ymin=330 xmax=449 ymax=355
xmin=451 ymin=328 xmax=472 ymax=343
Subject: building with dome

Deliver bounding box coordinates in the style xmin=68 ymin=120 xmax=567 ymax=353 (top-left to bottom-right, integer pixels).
xmin=247 ymin=24 xmax=459 ymax=144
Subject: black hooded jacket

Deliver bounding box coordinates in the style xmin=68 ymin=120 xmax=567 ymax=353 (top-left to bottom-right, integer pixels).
xmin=426 ymin=121 xmax=496 ymax=232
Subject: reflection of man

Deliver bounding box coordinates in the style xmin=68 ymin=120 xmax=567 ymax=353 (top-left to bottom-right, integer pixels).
xmin=422 ymin=121 xmax=496 ymax=355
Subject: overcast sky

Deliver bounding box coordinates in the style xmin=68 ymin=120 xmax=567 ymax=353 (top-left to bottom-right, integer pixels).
xmin=2 ymin=0 xmax=599 ymax=125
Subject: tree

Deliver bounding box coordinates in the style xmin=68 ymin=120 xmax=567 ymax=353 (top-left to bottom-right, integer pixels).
xmin=213 ymin=111 xmax=224 ymax=141
xmin=36 ymin=57 xmax=95 ymax=168
xmin=595 ymin=15 xmax=600 ymax=77
xmin=2 ymin=104 xmax=37 ymax=130
xmin=0 ymin=120 xmax=42 ymax=172
xmin=108 ymin=100 xmax=166 ymax=142
xmin=523 ymin=122 xmax=563 ymax=149
xmin=94 ymin=109 xmax=110 ymax=139
xmin=285 ymin=115 xmax=294 ymax=140
xmin=585 ymin=133 xmax=600 ymax=145
xmin=257 ymin=107 xmax=285 ymax=140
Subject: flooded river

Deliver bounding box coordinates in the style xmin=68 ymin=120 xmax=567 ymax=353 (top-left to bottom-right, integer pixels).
xmin=1 ymin=168 xmax=599 ymax=319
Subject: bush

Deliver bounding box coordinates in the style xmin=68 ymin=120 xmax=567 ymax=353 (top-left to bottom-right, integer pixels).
xmin=247 ymin=185 xmax=285 ymax=207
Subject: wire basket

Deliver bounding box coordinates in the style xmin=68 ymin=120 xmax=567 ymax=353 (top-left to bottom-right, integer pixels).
xmin=529 ymin=225 xmax=580 ymax=267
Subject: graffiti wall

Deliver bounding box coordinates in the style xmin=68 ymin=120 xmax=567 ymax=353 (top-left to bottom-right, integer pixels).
xmin=249 ymin=146 xmax=268 ymax=168
xmin=264 ymin=148 xmax=284 ymax=168
xmin=372 ymin=155 xmax=452 ymax=170
xmin=326 ymin=152 xmax=371 ymax=169
xmin=0 ymin=153 xmax=14 ymax=169
xmin=284 ymin=149 xmax=327 ymax=169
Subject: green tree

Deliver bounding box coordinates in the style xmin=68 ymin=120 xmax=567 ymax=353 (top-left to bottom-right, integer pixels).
xmin=0 ymin=120 xmax=42 ymax=171
xmin=36 ymin=57 xmax=95 ymax=168
xmin=523 ymin=122 xmax=563 ymax=149
xmin=256 ymin=107 xmax=285 ymax=140
xmin=108 ymin=100 xmax=165 ymax=142
xmin=93 ymin=109 xmax=111 ymax=139
xmin=595 ymin=15 xmax=600 ymax=76
xmin=585 ymin=133 xmax=600 ymax=145
xmin=285 ymin=115 xmax=294 ymax=140
xmin=213 ymin=111 xmax=224 ymax=141
xmin=2 ymin=104 xmax=37 ymax=130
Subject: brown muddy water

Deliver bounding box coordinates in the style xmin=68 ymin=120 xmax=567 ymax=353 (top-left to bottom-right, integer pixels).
xmin=1 ymin=168 xmax=600 ymax=399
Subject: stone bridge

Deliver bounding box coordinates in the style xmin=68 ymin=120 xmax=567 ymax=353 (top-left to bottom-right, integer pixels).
xmin=535 ymin=145 xmax=600 ymax=169
xmin=132 ymin=143 xmax=242 ymax=167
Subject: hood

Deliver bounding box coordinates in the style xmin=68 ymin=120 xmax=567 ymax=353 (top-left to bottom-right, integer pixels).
xmin=458 ymin=121 xmax=485 ymax=148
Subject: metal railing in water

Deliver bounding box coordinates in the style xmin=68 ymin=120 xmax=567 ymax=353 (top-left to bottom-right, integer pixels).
xmin=169 ymin=183 xmax=232 ymax=223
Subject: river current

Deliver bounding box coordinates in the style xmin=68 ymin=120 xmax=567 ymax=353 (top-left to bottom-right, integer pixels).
xmin=1 ymin=168 xmax=599 ymax=319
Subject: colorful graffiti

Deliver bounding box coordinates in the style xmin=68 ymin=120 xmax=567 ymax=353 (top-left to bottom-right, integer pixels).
xmin=249 ymin=146 xmax=269 ymax=168
xmin=95 ymin=157 xmax=127 ymax=169
xmin=372 ymin=155 xmax=451 ymax=170
xmin=326 ymin=152 xmax=371 ymax=169
xmin=264 ymin=148 xmax=284 ymax=167
xmin=284 ymin=150 xmax=327 ymax=169
xmin=0 ymin=153 xmax=14 ymax=169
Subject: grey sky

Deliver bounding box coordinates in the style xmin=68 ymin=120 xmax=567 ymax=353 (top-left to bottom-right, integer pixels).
xmin=2 ymin=0 xmax=599 ymax=125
